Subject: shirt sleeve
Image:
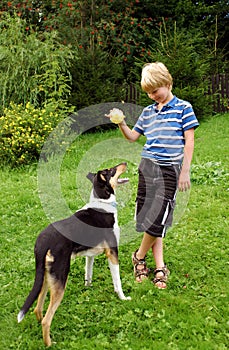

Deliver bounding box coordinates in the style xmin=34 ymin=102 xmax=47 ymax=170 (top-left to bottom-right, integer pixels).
xmin=133 ymin=104 xmax=155 ymax=135
xmin=133 ymin=113 xmax=144 ymax=135
xmin=182 ymin=104 xmax=199 ymax=131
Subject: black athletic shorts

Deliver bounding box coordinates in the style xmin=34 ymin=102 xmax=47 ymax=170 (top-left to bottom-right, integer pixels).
xmin=135 ymin=158 xmax=181 ymax=237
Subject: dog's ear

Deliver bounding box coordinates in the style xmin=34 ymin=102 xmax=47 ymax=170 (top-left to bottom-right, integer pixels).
xmin=96 ymin=170 xmax=106 ymax=183
xmin=86 ymin=172 xmax=95 ymax=183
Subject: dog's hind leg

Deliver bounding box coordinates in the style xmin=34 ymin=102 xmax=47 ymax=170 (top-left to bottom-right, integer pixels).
xmin=41 ymin=278 xmax=65 ymax=347
xmin=34 ymin=249 xmax=55 ymax=322
xmin=85 ymin=256 xmax=94 ymax=286
xmin=34 ymin=274 xmax=49 ymax=322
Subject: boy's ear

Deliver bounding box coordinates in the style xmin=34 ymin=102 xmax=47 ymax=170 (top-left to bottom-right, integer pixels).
xmin=86 ymin=172 xmax=95 ymax=183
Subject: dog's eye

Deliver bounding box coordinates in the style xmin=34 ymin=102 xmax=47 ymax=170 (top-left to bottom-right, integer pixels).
xmin=101 ymin=170 xmax=108 ymax=177
xmin=110 ymin=168 xmax=116 ymax=177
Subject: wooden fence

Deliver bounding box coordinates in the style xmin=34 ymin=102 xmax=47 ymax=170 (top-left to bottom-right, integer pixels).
xmin=209 ymin=74 xmax=229 ymax=113
xmin=125 ymin=74 xmax=229 ymax=113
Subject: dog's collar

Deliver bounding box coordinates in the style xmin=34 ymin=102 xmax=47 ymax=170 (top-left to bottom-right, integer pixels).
xmin=84 ymin=199 xmax=117 ymax=213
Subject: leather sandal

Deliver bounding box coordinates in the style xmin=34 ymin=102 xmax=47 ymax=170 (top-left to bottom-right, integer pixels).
xmin=153 ymin=265 xmax=170 ymax=289
xmin=132 ymin=250 xmax=150 ymax=283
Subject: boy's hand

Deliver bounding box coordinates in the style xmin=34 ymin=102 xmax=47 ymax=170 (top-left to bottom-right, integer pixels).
xmin=105 ymin=108 xmax=125 ymax=124
xmin=178 ymin=169 xmax=191 ymax=192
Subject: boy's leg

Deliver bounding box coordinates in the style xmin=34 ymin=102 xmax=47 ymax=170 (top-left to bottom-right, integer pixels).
xmin=137 ymin=235 xmax=165 ymax=267
xmin=134 ymin=235 xmax=168 ymax=287
xmin=152 ymin=237 xmax=167 ymax=289
xmin=138 ymin=235 xmax=168 ymax=288
xmin=152 ymin=237 xmax=164 ymax=267
xmin=136 ymin=232 xmax=156 ymax=259
xmin=133 ymin=232 xmax=156 ymax=282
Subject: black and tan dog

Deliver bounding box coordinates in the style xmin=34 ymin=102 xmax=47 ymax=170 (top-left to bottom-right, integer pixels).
xmin=17 ymin=162 xmax=131 ymax=346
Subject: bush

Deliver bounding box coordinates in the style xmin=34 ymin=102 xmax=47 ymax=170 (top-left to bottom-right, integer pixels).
xmin=69 ymin=47 xmax=125 ymax=109
xmin=134 ymin=21 xmax=214 ymax=118
xmin=0 ymin=13 xmax=74 ymax=114
xmin=0 ymin=102 xmax=68 ymax=166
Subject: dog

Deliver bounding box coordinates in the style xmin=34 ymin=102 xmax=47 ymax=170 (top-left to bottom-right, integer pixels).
xmin=17 ymin=162 xmax=131 ymax=347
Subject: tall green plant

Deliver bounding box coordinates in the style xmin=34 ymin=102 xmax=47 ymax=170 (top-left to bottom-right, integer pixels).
xmin=0 ymin=13 xmax=75 ymax=114
xmin=69 ymin=47 xmax=124 ymax=109
xmin=135 ymin=20 xmax=214 ymax=117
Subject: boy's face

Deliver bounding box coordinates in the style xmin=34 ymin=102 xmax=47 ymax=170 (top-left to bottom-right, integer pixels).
xmin=147 ymin=85 xmax=172 ymax=105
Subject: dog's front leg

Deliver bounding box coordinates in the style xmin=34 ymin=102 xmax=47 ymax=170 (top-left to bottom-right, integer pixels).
xmin=85 ymin=256 xmax=94 ymax=286
xmin=108 ymin=260 xmax=131 ymax=300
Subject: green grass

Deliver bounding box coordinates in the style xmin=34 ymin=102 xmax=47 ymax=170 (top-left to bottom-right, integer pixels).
xmin=0 ymin=114 xmax=229 ymax=349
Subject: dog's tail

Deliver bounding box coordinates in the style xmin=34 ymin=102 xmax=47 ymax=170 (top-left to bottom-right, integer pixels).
xmin=17 ymin=244 xmax=48 ymax=323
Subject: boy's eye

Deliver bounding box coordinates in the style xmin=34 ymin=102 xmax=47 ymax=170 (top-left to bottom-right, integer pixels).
xmin=148 ymin=89 xmax=157 ymax=95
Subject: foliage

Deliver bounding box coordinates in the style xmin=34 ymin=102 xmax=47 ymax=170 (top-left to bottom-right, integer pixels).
xmin=1 ymin=0 xmax=228 ymax=66
xmin=175 ymin=0 xmax=229 ymax=68
xmin=0 ymin=1 xmax=228 ymax=114
xmin=134 ymin=21 xmax=214 ymax=117
xmin=0 ymin=114 xmax=228 ymax=349
xmin=0 ymin=13 xmax=75 ymax=113
xmin=69 ymin=47 xmax=125 ymax=109
xmin=191 ymin=161 xmax=229 ymax=185
xmin=0 ymin=102 xmax=70 ymax=166
xmin=89 ymin=1 xmax=157 ymax=65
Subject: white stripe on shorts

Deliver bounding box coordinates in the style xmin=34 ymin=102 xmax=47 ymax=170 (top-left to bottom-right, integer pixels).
xmin=161 ymin=189 xmax=178 ymax=226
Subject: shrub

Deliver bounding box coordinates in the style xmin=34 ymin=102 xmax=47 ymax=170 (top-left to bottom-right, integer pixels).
xmin=0 ymin=102 xmax=69 ymax=166
xmin=69 ymin=47 xmax=125 ymax=109
xmin=0 ymin=13 xmax=74 ymax=114
xmin=134 ymin=20 xmax=214 ymax=118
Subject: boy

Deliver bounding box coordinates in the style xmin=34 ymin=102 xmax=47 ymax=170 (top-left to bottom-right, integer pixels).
xmin=107 ymin=62 xmax=199 ymax=288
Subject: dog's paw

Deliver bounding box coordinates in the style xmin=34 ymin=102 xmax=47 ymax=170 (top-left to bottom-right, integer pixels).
xmin=117 ymin=292 xmax=131 ymax=300
xmin=17 ymin=310 xmax=25 ymax=323
xmin=85 ymin=280 xmax=92 ymax=287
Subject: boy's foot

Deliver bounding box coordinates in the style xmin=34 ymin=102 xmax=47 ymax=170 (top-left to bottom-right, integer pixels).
xmin=132 ymin=250 xmax=150 ymax=283
xmin=153 ymin=266 xmax=170 ymax=289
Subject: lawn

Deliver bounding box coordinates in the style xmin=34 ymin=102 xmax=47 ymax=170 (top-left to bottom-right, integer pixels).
xmin=0 ymin=113 xmax=228 ymax=350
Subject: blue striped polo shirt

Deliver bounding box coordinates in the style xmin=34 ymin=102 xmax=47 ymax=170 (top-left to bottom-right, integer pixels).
xmin=133 ymin=96 xmax=199 ymax=165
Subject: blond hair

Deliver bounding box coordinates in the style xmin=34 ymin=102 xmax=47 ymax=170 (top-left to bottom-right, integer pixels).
xmin=141 ymin=62 xmax=173 ymax=93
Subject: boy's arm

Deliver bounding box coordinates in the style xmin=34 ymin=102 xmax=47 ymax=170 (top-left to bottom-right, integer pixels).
xmin=178 ymin=128 xmax=195 ymax=192
xmin=118 ymin=120 xmax=141 ymax=142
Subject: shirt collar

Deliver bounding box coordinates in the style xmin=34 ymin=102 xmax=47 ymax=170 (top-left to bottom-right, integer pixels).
xmin=153 ymin=95 xmax=177 ymax=111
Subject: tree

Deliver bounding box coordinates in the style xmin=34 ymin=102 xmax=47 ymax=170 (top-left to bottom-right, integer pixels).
xmin=0 ymin=0 xmax=228 ymax=112
xmin=0 ymin=13 xmax=74 ymax=113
